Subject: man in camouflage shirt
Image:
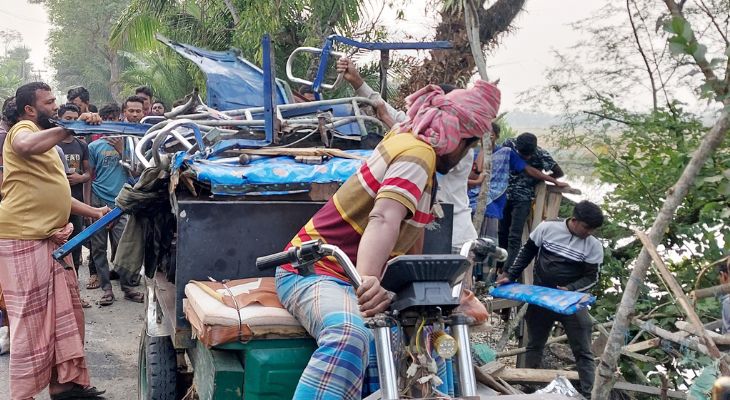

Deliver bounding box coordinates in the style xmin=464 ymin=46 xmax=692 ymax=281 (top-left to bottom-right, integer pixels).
xmin=498 ymin=132 xmax=565 ymax=270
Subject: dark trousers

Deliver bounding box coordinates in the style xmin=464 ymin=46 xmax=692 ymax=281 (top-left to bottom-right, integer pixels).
xmin=90 ymin=193 xmax=134 ymax=292
xmin=69 ymin=214 xmax=84 ymax=269
xmin=498 ymin=199 xmax=532 ymax=270
xmin=525 ymin=305 xmax=595 ymax=398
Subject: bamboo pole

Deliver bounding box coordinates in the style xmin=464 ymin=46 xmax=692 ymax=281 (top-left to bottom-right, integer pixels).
xmin=674 ymin=321 xmax=730 ymax=345
xmin=690 ymin=284 xmax=730 ymax=301
xmin=633 ymin=318 xmax=710 ymax=356
xmin=635 ymin=230 xmax=730 ymax=374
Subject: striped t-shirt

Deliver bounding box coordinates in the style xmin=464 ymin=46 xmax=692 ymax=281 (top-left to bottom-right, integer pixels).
xmin=282 ymin=131 xmax=437 ymax=281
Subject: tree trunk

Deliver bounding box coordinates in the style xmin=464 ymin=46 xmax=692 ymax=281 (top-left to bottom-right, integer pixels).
xmin=396 ymin=0 xmax=525 ymax=107
xmin=593 ymin=106 xmax=730 ymax=399
xmin=221 ymin=0 xmax=240 ymax=25
xmin=462 ymin=0 xmax=493 ymax=236
xmin=464 ymin=0 xmax=488 ymax=81
xmin=109 ymin=50 xmax=121 ymax=101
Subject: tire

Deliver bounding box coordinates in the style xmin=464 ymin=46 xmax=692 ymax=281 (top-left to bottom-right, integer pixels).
xmin=138 ymin=327 xmax=178 ymax=400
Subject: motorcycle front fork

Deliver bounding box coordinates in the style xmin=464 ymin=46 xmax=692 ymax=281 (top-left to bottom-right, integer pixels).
xmin=367 ymin=313 xmax=477 ymax=400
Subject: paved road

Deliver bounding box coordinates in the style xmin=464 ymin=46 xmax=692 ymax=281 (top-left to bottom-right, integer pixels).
xmin=1 ymin=257 xmax=144 ymax=400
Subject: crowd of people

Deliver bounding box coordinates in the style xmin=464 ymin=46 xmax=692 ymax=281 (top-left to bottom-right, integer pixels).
xmin=0 ymin=60 xmax=606 ymax=399
xmin=0 ymin=82 xmax=169 ymax=399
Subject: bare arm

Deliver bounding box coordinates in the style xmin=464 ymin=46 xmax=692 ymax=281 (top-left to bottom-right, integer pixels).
xmin=11 ymin=127 xmax=70 ymax=157
xmin=79 ymin=159 xmax=91 ymax=183
xmin=356 ymin=198 xmax=409 ymax=277
xmin=468 ymin=151 xmax=485 ymax=186
xmin=524 ymin=165 xmax=569 ymax=187
xmin=468 ymin=172 xmax=486 ymax=186
xmin=355 ymin=197 xmax=409 ymax=317
xmin=374 ymin=102 xmax=396 ymax=129
xmin=11 ymin=113 xmax=102 ymax=158
xmin=71 ymin=197 xmax=108 ymax=219
xmin=84 ymin=165 xmax=94 ymax=206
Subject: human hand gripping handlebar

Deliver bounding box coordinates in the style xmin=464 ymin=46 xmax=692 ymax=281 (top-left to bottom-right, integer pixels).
xmin=256 ymin=240 xmax=363 ymax=289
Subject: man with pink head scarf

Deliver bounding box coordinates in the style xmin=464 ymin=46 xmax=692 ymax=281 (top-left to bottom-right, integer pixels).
xmin=274 ymin=80 xmax=500 ymax=399
xmin=400 ymin=80 xmax=500 ymax=158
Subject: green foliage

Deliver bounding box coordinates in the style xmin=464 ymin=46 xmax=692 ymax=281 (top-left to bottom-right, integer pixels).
xmin=0 ymin=45 xmax=33 ymax=99
xmin=557 ymin=100 xmax=730 ymax=385
xmin=110 ymin=0 xmax=370 ymax=103
xmin=38 ymin=0 xmax=131 ymax=103
xmin=118 ymin=48 xmax=201 ymax=106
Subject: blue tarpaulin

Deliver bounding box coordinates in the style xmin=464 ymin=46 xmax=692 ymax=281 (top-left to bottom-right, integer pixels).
xmin=158 ymin=35 xmax=289 ymax=111
xmin=489 ymin=283 xmax=596 ymax=315
xmin=175 ymin=150 xmax=371 ymax=196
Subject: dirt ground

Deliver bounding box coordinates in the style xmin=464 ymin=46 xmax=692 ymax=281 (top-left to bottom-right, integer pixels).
xmin=0 ymin=251 xmax=144 ymax=400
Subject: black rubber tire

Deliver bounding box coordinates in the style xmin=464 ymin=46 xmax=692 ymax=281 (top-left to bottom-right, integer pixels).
xmin=138 ymin=327 xmax=177 ymax=400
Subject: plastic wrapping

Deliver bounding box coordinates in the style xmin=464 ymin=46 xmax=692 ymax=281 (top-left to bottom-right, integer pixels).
xmin=535 ymin=375 xmax=585 ymax=398
xmin=177 ymin=150 xmax=371 ymax=196
xmin=489 ymin=283 xmax=596 ymax=315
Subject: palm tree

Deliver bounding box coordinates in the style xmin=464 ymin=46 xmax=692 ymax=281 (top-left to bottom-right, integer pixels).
xmin=110 ymin=0 xmax=364 ymax=102
xmin=118 ymin=48 xmax=201 ymax=106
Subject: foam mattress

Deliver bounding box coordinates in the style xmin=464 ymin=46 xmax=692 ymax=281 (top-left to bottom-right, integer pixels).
xmin=184 ymin=277 xmax=308 ymax=347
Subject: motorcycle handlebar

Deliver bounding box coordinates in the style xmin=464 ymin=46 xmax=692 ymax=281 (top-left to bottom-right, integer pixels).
xmin=256 ymin=248 xmax=299 ymax=271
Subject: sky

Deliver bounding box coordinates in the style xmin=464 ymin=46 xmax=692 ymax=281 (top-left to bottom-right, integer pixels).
xmin=372 ymin=0 xmax=607 ymax=110
xmin=0 ymin=1 xmax=51 ymax=80
xmin=0 ymin=0 xmax=606 ymax=110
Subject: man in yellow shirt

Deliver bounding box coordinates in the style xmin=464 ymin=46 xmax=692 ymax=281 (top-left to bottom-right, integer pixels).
xmin=0 ymin=82 xmax=110 ymax=400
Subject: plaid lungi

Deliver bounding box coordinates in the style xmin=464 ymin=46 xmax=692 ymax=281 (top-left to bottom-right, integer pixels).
xmin=276 ymin=267 xmax=378 ymax=400
xmin=0 ymin=239 xmax=90 ymax=399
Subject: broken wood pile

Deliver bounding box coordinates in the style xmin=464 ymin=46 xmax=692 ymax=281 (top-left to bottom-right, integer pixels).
xmin=473 ymin=360 xmax=688 ymax=398
xmin=477 ymin=232 xmax=730 ymax=398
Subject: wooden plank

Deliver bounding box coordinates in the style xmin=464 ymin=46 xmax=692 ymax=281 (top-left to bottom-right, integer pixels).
xmin=690 ymin=283 xmax=730 ymax=300
xmin=494 ymin=368 xmax=686 ymax=399
xmin=613 ymin=382 xmax=686 ymax=399
xmin=636 ymin=230 xmax=730 ymax=374
xmin=489 ymin=298 xmax=523 ymax=310
xmin=706 ymin=319 xmax=723 ymax=331
xmin=497 ymin=377 xmax=524 ymax=394
xmin=530 ymin=183 xmax=548 ymax=234
xmin=620 ymin=350 xmax=657 ymax=363
xmin=478 ymin=361 xmax=506 ymax=376
xmin=544 ymin=192 xmax=563 ymax=220
xmin=675 ymin=320 xmax=730 ymax=345
xmin=474 ymin=365 xmax=511 ymax=394
xmin=633 ymin=318 xmax=710 ymax=356
xmin=622 ymin=337 xmax=661 ymax=353
xmin=546 ymin=185 xmax=582 ymax=195
xmin=494 ymin=367 xmax=578 ymax=383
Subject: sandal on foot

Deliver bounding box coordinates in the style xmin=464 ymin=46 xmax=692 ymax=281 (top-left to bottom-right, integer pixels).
xmin=51 ymin=384 xmax=105 ymax=399
xmin=86 ymin=275 xmax=100 ymax=290
xmin=123 ymin=291 xmax=144 ymax=303
xmin=99 ymin=291 xmax=114 ymax=306
xmin=81 ymin=298 xmax=92 ymax=309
